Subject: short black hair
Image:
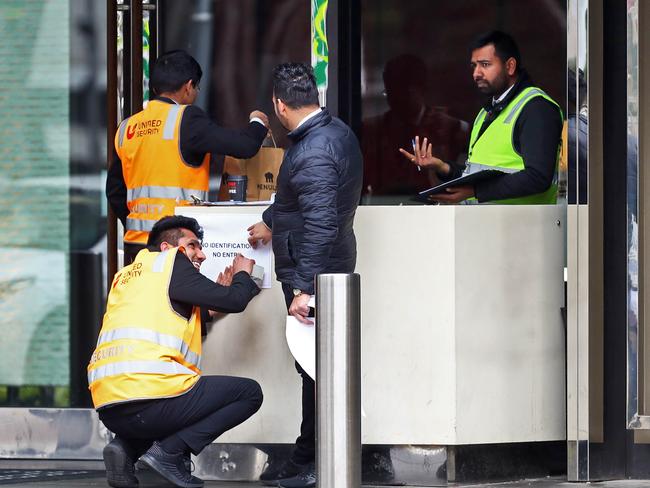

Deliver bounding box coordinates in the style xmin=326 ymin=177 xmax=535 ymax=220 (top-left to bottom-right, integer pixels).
xmin=147 ymin=215 xmax=204 ymax=250
xmin=471 ymin=31 xmax=522 ymax=73
xmin=150 ymin=50 xmax=202 ymax=95
xmin=272 ymin=63 xmax=320 ymax=109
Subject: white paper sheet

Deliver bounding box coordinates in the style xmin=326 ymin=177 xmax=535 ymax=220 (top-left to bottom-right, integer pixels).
xmin=179 ymin=210 xmax=273 ymax=288
xmin=285 ymin=315 xmax=316 ymax=380
xmin=285 ymin=308 xmax=366 ymax=417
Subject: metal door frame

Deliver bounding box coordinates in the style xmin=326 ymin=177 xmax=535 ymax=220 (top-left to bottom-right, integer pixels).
xmin=0 ymin=0 xmax=153 ymax=463
xmin=566 ymin=0 xmax=607 ymax=481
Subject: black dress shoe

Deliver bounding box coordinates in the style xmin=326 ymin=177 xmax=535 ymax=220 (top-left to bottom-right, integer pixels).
xmin=103 ymin=438 xmax=139 ymax=488
xmin=277 ymin=463 xmax=316 ymax=488
xmin=139 ymin=441 xmax=204 ymax=488
xmin=259 ymin=458 xmax=307 ymax=486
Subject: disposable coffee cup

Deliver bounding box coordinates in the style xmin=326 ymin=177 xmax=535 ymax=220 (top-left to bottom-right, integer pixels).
xmin=227 ymin=175 xmax=247 ymax=202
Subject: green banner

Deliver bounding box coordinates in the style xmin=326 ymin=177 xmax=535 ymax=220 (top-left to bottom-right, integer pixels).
xmin=143 ymin=13 xmax=150 ymax=102
xmin=311 ymin=0 xmax=328 ymax=102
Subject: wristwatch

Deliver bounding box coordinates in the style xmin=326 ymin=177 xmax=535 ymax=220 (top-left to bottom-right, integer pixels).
xmin=292 ymin=288 xmax=303 ymax=297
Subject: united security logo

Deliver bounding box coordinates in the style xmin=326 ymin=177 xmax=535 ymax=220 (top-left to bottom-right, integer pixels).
xmin=127 ymin=119 xmax=163 ymax=139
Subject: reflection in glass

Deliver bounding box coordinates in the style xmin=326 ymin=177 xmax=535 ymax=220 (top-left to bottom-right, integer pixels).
xmin=0 ymin=0 xmax=107 ymax=408
xmin=360 ymin=0 xmax=566 ymax=205
xmin=159 ymin=0 xmax=310 ymax=150
xmin=567 ymin=68 xmax=588 ymax=205
xmin=362 ymin=54 xmax=468 ymax=199
xmin=158 ymin=0 xmax=310 ymax=200
xmin=627 ymin=0 xmax=642 ymax=427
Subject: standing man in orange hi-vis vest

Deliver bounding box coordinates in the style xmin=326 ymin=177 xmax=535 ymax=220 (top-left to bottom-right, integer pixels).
xmin=88 ymin=215 xmax=262 ymax=488
xmin=108 ymin=50 xmax=270 ymax=264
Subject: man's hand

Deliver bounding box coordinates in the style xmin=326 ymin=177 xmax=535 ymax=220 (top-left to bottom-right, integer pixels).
xmin=247 ymin=221 xmax=271 ymax=248
xmin=232 ymin=254 xmax=255 ymax=275
xmin=398 ymin=135 xmax=450 ymax=175
xmin=430 ymin=185 xmax=475 ymax=204
xmin=216 ymin=265 xmax=234 ymax=286
xmin=289 ymin=293 xmax=313 ymax=325
xmin=250 ymin=110 xmax=270 ymax=128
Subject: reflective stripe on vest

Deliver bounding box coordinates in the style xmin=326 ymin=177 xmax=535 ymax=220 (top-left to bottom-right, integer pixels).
xmin=163 ymin=104 xmax=181 ymax=140
xmin=126 ymin=218 xmax=155 ymax=232
xmin=126 ymin=186 xmax=208 ymax=202
xmin=88 ymin=248 xmax=202 ymax=409
xmin=473 ymin=109 xmax=486 ymax=126
xmin=464 ymin=161 xmax=518 ymax=175
xmin=467 ymin=86 xmax=562 ymax=204
xmin=88 ymin=360 xmax=197 ymax=385
xmin=95 ymin=327 xmax=202 ymax=368
xmin=503 ymin=88 xmax=545 ymax=124
xmin=115 ymin=100 xmax=210 ymax=245
xmin=117 ymin=118 xmax=130 ymax=148
xmin=152 ymin=250 xmax=169 ymax=273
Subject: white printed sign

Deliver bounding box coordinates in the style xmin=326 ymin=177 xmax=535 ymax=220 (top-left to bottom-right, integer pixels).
xmin=181 ymin=210 xmax=273 ymax=289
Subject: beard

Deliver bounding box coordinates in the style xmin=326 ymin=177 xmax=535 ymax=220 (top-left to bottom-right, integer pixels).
xmin=475 ymin=71 xmax=509 ymax=97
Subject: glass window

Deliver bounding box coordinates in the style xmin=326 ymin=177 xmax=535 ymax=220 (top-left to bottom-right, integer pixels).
xmin=156 ymin=0 xmax=310 ymax=200
xmin=0 ymin=0 xmax=107 ymax=407
xmin=360 ymin=0 xmax=567 ymax=205
xmin=158 ymin=0 xmax=310 ymax=183
xmin=0 ymin=0 xmax=309 ymax=408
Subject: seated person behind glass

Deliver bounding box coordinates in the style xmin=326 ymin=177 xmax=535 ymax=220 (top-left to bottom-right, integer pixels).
xmin=399 ymin=31 xmax=563 ymax=205
xmin=362 ymin=54 xmax=468 ymax=198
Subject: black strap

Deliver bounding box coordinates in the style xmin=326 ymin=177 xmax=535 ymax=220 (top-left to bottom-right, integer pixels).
xmin=212 ymin=152 xmax=225 ymax=191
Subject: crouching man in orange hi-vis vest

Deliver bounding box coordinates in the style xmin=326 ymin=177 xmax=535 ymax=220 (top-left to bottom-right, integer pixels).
xmin=107 ymin=50 xmax=269 ymax=265
xmin=88 ymin=215 xmax=262 ymax=488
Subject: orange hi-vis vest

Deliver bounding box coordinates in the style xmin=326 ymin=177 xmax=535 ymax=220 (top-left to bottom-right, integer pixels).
xmin=115 ymin=100 xmax=210 ymax=245
xmin=87 ymin=247 xmax=202 ymax=409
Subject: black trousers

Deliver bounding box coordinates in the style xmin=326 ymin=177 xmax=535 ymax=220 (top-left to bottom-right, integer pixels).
xmin=99 ymin=375 xmax=263 ymax=456
xmin=282 ymin=283 xmax=315 ymax=465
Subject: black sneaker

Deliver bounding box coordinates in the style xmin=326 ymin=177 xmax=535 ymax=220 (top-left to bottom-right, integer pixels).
xmin=139 ymin=441 xmax=204 ymax=488
xmin=103 ymin=438 xmax=139 ymax=488
xmin=136 ymin=451 xmax=192 ymax=475
xmin=277 ymin=463 xmax=316 ymax=488
xmin=259 ymin=458 xmax=306 ymax=486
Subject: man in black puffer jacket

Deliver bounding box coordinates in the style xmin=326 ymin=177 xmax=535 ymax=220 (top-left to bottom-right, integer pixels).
xmin=247 ymin=63 xmax=363 ymax=488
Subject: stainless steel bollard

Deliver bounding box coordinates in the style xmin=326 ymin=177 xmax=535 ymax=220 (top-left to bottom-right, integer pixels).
xmin=315 ymin=273 xmax=361 ymax=488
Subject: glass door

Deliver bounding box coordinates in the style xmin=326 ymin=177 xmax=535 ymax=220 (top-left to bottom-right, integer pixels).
xmin=0 ymin=0 xmax=108 ymax=460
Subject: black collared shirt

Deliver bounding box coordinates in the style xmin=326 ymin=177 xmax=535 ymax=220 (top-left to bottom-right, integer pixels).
xmin=167 ymin=252 xmax=260 ymax=333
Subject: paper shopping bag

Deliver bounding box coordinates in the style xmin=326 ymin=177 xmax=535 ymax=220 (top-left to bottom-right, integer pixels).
xmin=219 ymin=146 xmax=284 ymax=201
xmin=243 ymin=147 xmax=284 ymax=201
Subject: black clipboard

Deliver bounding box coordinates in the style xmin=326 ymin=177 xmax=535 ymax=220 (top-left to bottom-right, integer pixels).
xmin=413 ymin=169 xmax=506 ymax=203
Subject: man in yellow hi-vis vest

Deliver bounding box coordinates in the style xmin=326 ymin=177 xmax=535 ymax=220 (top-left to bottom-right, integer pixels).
xmin=88 ymin=215 xmax=261 ymax=488
xmin=400 ymin=31 xmax=563 ymax=204
xmin=108 ymin=50 xmax=269 ymax=264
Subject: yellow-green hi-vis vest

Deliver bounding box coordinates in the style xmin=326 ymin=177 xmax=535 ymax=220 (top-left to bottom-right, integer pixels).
xmin=467 ymin=86 xmax=563 ymax=205
xmin=88 ymin=248 xmax=201 ymax=409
